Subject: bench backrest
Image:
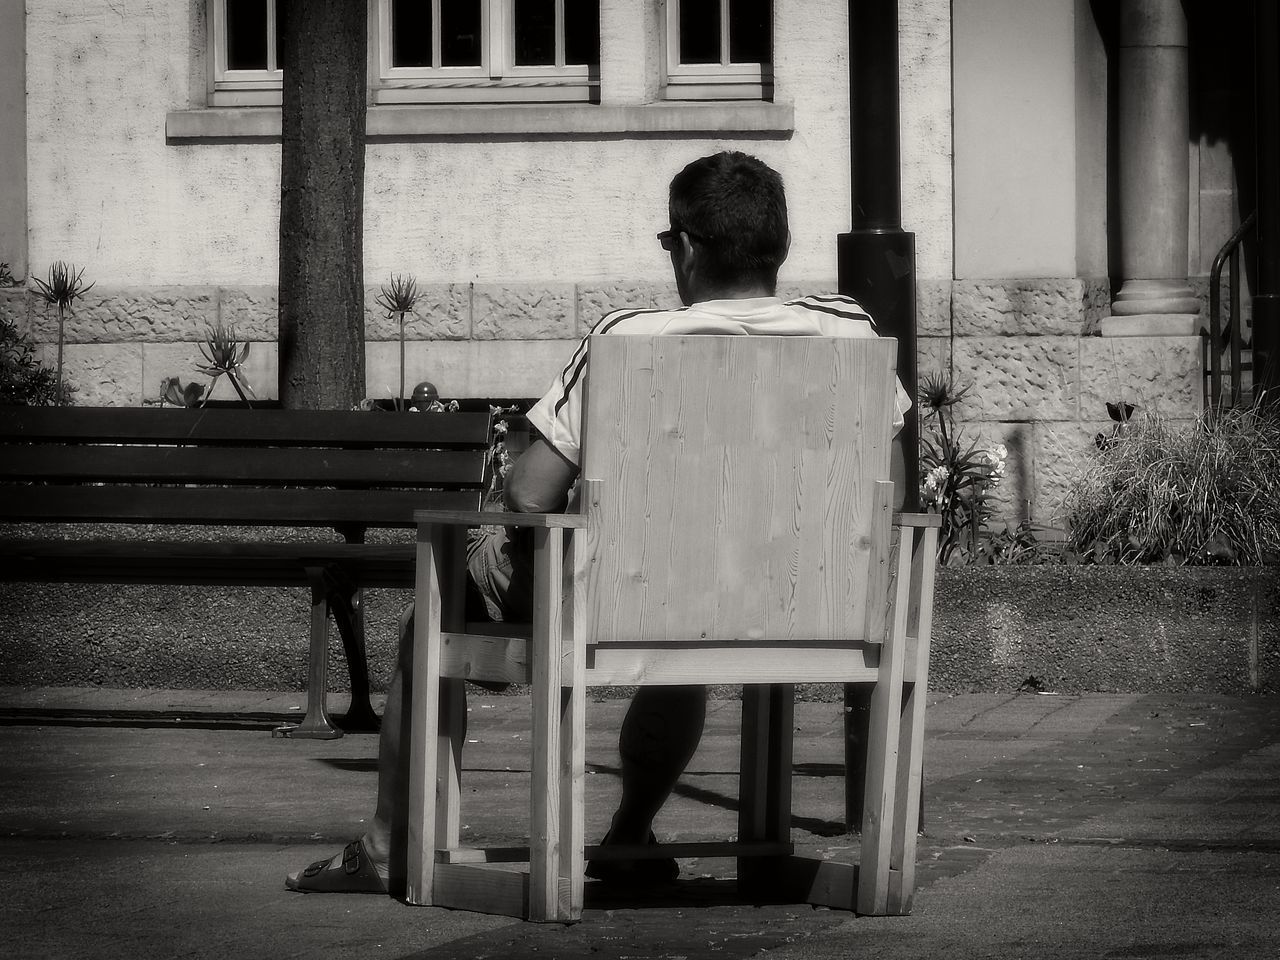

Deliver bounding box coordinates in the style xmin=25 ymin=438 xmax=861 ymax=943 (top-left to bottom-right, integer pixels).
xmin=578 ymin=334 xmax=897 ymax=645
xmin=0 ymin=407 xmax=492 ymax=528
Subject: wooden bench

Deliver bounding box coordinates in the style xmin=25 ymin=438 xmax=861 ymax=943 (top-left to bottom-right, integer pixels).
xmin=0 ymin=405 xmax=493 ymax=739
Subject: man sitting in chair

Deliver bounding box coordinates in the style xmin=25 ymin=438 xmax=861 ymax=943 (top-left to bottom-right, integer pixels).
xmin=287 ymin=150 xmax=910 ymax=894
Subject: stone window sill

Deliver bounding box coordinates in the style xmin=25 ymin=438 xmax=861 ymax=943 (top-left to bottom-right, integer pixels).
xmin=165 ymin=101 xmax=794 ymax=142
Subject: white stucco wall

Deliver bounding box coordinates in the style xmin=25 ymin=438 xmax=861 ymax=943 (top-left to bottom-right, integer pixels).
xmin=899 ymin=0 xmax=953 ymax=282
xmin=25 ymin=0 xmax=870 ymax=290
xmin=953 ymin=0 xmax=1080 ymax=279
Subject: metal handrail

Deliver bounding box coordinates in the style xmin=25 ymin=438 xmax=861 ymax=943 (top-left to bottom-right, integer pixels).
xmin=1208 ymin=211 xmax=1257 ymax=408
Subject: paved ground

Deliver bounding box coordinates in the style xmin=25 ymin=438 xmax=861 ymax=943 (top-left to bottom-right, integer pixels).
xmin=2 ymin=686 xmax=1280 ymax=959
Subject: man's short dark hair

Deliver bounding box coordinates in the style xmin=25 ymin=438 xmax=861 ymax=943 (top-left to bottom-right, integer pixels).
xmin=668 ymin=151 xmax=788 ymax=290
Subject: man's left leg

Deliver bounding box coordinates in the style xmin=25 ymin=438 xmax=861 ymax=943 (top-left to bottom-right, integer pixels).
xmin=585 ymin=683 xmax=707 ymax=882
xmin=286 ymin=527 xmax=524 ymax=895
xmin=284 ymin=602 xmax=415 ymax=894
xmin=287 ymin=525 xmax=710 ymax=891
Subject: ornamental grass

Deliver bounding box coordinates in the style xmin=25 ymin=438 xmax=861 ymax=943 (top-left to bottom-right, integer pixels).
xmin=1063 ymin=404 xmax=1280 ymax=565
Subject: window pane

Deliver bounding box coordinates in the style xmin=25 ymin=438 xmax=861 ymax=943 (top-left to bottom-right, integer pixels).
xmin=563 ymin=0 xmax=599 ymax=66
xmin=514 ymin=0 xmax=556 ymax=66
xmin=440 ymin=0 xmax=483 ymax=67
xmin=728 ymin=0 xmax=770 ymax=64
xmin=226 ymin=0 xmax=268 ymax=70
xmin=274 ymin=0 xmax=286 ymax=69
xmin=678 ymin=0 xmax=720 ymax=65
xmin=391 ymin=0 xmax=433 ymax=67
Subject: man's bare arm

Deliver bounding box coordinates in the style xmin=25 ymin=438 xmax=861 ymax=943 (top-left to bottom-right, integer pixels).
xmin=890 ymin=432 xmax=909 ymax=512
xmin=503 ymin=436 xmax=580 ymax=513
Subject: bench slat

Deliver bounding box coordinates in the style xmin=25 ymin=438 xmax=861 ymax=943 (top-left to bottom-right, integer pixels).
xmin=0 ymin=407 xmax=493 ymax=448
xmin=0 ymin=540 xmax=418 ymax=588
xmin=1 ymin=486 xmax=486 ymax=527
xmin=1 ymin=446 xmax=488 ymax=488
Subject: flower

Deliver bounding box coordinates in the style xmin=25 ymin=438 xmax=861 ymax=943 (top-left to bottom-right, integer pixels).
xmin=974 ymin=444 xmax=1008 ymax=485
xmin=926 ymin=464 xmax=951 ymax=487
xmin=921 ymin=464 xmax=953 ymax=508
xmin=918 ymin=372 xmax=971 ymax=413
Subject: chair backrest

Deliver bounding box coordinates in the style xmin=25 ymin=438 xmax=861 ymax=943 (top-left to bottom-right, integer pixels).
xmin=578 ymin=334 xmax=897 ymax=645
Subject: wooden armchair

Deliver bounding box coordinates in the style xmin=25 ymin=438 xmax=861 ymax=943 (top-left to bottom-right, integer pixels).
xmin=405 ymin=335 xmax=939 ymax=922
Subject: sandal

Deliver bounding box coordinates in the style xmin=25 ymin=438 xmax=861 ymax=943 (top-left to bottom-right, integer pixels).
xmin=285 ymin=839 xmax=389 ymax=895
xmin=585 ymin=830 xmax=679 ymax=885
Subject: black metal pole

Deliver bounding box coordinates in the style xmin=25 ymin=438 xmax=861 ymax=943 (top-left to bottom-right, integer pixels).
xmin=839 ymin=0 xmax=918 ymax=509
xmin=1255 ymin=0 xmax=1280 ymax=400
xmin=838 ymin=0 xmax=919 ymax=833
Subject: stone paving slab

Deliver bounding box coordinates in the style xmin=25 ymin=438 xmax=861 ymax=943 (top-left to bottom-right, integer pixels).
xmin=764 ymin=846 xmax=1280 ymax=960
xmin=4 ymin=840 xmax=514 ymax=960
xmin=3 ymin=690 xmax=1280 ymax=959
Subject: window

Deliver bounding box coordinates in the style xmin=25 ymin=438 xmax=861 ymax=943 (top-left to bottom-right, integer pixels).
xmin=664 ymin=0 xmax=772 ymax=100
xmin=373 ymin=0 xmax=599 ymax=103
xmin=209 ymin=0 xmax=287 ymax=106
xmin=208 ymin=1 xmax=599 ymax=106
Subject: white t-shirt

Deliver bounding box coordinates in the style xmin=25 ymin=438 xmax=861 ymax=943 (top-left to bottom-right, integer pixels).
xmin=526 ymin=294 xmax=913 ymax=466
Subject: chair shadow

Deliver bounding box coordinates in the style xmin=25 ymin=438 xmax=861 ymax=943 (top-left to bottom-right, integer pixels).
xmin=305 ymin=760 xmax=847 ymax=836
xmin=583 ymin=876 xmax=754 ymax=911
xmin=314 ymin=757 xmax=378 ymax=771
xmin=588 ymin=762 xmax=848 ymax=838
xmin=792 ymin=762 xmax=844 ymax=777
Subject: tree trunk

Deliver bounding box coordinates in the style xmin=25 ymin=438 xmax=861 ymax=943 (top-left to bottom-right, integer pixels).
xmin=278 ymin=0 xmax=366 ymax=410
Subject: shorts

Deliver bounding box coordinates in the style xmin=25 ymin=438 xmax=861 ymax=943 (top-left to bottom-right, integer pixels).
xmin=465 ymin=524 xmax=534 ymax=623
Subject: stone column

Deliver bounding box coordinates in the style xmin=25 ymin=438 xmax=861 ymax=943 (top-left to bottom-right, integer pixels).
xmin=1102 ymin=0 xmax=1200 ymax=336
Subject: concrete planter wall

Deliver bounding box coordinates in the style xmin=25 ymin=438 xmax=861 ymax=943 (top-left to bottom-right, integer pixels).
xmin=0 ymin=565 xmax=1275 ymax=695
xmin=931 ymin=566 xmax=1279 ymax=694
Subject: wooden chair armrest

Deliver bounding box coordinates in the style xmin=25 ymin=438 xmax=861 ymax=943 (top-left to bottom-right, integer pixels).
xmin=892 ymin=512 xmax=942 ymax=528
xmin=413 ymin=508 xmax=587 ymax=529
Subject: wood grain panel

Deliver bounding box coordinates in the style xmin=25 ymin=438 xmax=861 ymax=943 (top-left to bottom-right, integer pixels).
xmin=579 ymin=336 xmax=896 ymax=644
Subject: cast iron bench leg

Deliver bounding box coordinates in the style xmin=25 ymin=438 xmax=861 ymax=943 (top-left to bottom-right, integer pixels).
xmin=273 ymin=566 xmax=343 ymax=740
xmin=327 ymin=568 xmax=380 ymax=733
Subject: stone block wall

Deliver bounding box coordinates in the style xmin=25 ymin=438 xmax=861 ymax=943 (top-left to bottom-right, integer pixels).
xmin=919 ymin=277 xmax=1204 ymax=530
xmin=0 ymin=279 xmax=685 ymax=407
xmin=3 ymin=274 xmax=1206 ymax=532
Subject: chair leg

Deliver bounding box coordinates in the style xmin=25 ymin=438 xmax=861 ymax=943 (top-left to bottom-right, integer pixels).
xmin=842 ymin=684 xmax=873 ymax=829
xmin=529 ymin=526 xmax=566 ymax=922
xmin=886 ymin=523 xmax=939 ymax=914
xmin=559 ymin=528 xmax=586 ymax=919
xmin=437 ymin=677 xmax=466 ymax=850
xmin=857 ymin=524 xmax=914 ymax=916
xmin=885 ymin=679 xmax=924 ymax=913
xmin=406 ymin=526 xmax=446 ymax=906
xmin=435 ymin=527 xmax=469 ymax=851
xmin=737 ymin=683 xmax=793 ymax=898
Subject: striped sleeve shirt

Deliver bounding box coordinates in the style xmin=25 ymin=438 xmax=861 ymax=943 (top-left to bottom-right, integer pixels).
xmin=526 ymin=294 xmax=913 ymax=466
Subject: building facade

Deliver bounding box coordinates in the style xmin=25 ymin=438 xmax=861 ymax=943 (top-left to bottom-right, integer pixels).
xmin=0 ymin=0 xmax=1253 ymax=528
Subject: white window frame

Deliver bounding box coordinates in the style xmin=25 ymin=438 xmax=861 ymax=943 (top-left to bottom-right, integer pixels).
xmin=206 ymin=1 xmax=599 ymax=107
xmin=662 ymin=0 xmax=773 ymax=101
xmin=208 ymin=0 xmax=285 ymax=107
xmin=370 ymin=0 xmax=599 ymax=104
